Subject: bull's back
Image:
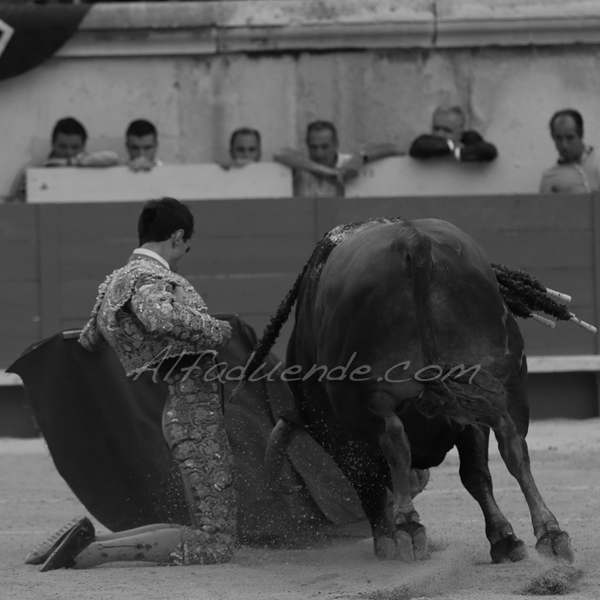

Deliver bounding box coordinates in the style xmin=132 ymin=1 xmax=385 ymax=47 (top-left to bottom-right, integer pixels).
xmin=313 ymin=218 xmax=523 ymax=375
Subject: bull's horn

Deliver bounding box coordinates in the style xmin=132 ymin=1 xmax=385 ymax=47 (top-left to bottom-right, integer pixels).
xmin=568 ymin=313 xmax=598 ymax=334
xmin=265 ymin=419 xmax=298 ymax=493
xmin=531 ymin=313 xmax=556 ymax=328
xmin=545 ymin=288 xmax=572 ymax=303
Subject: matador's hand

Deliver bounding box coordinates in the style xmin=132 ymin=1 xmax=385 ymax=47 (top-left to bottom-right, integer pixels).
xmin=217 ymin=320 xmax=233 ymax=347
xmin=171 ymin=284 xmax=189 ymax=304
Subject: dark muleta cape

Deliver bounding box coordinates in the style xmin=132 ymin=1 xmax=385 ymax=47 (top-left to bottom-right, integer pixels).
xmin=8 ymin=315 xmax=365 ymax=545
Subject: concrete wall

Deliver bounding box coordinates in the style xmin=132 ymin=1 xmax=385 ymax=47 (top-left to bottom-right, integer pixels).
xmin=2 ymin=0 xmax=600 ymax=199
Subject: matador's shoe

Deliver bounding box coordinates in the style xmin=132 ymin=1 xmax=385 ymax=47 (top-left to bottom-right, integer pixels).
xmin=40 ymin=517 xmax=95 ymax=572
xmin=25 ymin=516 xmax=87 ymax=565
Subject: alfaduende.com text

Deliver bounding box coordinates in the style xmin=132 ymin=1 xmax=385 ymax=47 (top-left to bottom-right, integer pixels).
xmin=134 ymin=348 xmax=481 ymax=386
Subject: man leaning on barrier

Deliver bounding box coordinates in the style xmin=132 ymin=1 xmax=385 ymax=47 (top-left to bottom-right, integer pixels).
xmin=28 ymin=197 xmax=237 ymax=571
xmin=409 ymin=105 xmax=498 ymax=163
xmin=273 ymin=119 xmax=417 ymax=196
xmin=125 ymin=118 xmax=163 ymax=172
xmin=7 ymin=116 xmax=119 ymax=202
xmin=274 ymin=120 xmax=360 ymax=197
xmin=540 ymin=108 xmax=600 ymax=194
xmin=229 ymin=127 xmax=262 ymax=166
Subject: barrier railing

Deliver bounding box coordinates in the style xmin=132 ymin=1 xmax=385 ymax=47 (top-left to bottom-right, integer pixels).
xmin=1 ymin=194 xmax=598 ymax=376
xmin=25 ymin=157 xmax=540 ymax=204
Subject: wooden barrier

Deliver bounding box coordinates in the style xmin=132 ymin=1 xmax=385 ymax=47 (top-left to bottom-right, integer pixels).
xmin=25 ymin=156 xmax=539 ymax=204
xmin=27 ymin=163 xmax=293 ymax=203
xmin=1 ymin=194 xmax=599 ymax=416
xmin=346 ymin=156 xmax=540 ymax=197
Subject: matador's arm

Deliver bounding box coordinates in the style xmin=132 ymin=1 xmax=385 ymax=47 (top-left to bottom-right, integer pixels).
xmin=130 ymin=276 xmax=223 ymax=348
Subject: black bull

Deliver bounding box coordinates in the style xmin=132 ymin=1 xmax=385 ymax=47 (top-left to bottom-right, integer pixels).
xmin=266 ymin=217 xmax=574 ymax=563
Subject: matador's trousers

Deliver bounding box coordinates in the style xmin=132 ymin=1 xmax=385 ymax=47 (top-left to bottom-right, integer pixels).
xmin=160 ymin=354 xmax=237 ymax=565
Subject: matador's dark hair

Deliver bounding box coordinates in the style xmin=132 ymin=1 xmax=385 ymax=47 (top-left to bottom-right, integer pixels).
xmin=138 ymin=197 xmax=194 ymax=246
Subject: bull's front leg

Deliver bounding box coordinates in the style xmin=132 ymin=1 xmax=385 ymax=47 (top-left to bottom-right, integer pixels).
xmin=377 ymin=413 xmax=428 ymax=561
xmin=494 ymin=415 xmax=574 ymax=564
xmin=456 ymin=426 xmax=528 ymax=563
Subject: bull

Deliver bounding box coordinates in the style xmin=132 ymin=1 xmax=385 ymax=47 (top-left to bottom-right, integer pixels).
xmin=259 ymin=217 xmax=574 ymax=564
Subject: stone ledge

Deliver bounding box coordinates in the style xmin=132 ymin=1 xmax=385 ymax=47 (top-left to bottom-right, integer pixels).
xmin=437 ymin=1 xmax=600 ymax=47
xmin=437 ymin=19 xmax=600 ymax=49
xmin=54 ymin=0 xmax=600 ymax=58
xmin=78 ymin=0 xmax=432 ymax=30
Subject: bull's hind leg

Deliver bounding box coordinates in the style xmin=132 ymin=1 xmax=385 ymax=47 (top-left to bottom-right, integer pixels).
xmin=494 ymin=415 xmax=574 ymax=563
xmin=377 ymin=413 xmax=428 ymax=561
xmin=456 ymin=426 xmax=527 ymax=563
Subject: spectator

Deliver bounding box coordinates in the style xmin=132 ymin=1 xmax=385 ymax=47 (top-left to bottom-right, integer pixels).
xmin=126 ymin=119 xmax=162 ymax=172
xmin=274 ymin=120 xmax=363 ymax=197
xmin=7 ymin=117 xmax=118 ymax=202
xmin=229 ymin=128 xmax=261 ymax=166
xmin=409 ymin=106 xmax=498 ymax=162
xmin=540 ymin=109 xmax=600 ymax=193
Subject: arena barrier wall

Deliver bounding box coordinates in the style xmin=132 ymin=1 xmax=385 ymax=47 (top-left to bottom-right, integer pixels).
xmin=345 ymin=156 xmax=542 ymax=197
xmin=27 ymin=163 xmax=293 ymax=202
xmin=26 ymin=157 xmax=540 ymax=204
xmin=0 ymin=193 xmax=599 ymax=431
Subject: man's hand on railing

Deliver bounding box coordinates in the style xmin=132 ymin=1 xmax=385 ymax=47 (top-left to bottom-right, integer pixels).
xmin=338 ymin=154 xmax=364 ymax=182
xmin=128 ymin=156 xmax=157 ymax=172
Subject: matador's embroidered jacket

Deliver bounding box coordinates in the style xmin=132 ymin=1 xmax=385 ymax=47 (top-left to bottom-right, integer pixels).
xmin=79 ymin=253 xmax=223 ymax=376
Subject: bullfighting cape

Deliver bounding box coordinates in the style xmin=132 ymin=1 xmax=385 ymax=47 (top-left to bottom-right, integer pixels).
xmin=8 ymin=315 xmax=365 ymax=545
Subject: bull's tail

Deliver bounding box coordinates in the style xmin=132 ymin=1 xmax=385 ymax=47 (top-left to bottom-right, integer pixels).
xmin=236 ymin=255 xmax=312 ymax=388
xmin=402 ymin=363 xmax=507 ymax=429
xmin=240 ymin=219 xmax=408 ymax=386
xmin=238 ymin=222 xmax=365 ymax=384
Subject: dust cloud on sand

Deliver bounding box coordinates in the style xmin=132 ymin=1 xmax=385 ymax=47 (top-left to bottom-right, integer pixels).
xmin=1 ymin=418 xmax=600 ymax=599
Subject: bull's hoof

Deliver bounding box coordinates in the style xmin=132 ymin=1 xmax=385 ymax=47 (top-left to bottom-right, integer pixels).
xmin=536 ymin=531 xmax=575 ymax=564
xmin=374 ymin=523 xmax=428 ymax=562
xmin=490 ymin=534 xmax=528 ymax=563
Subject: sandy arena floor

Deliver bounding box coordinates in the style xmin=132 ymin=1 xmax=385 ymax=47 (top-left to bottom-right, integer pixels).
xmin=2 ymin=418 xmax=600 ymax=600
